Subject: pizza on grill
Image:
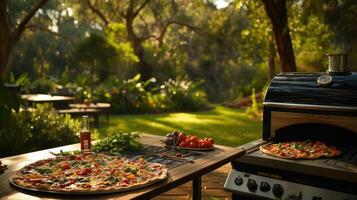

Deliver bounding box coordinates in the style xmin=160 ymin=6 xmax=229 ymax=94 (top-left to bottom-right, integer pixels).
xmin=10 ymin=153 xmax=168 ymax=193
xmin=260 ymin=141 xmax=341 ymax=159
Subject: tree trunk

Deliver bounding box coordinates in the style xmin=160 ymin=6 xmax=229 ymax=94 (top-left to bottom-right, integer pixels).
xmin=125 ymin=14 xmax=152 ymax=80
xmin=0 ymin=0 xmax=11 ymax=76
xmin=262 ymin=0 xmax=297 ymax=72
xmin=133 ymin=41 xmax=152 ymax=80
xmin=268 ymin=36 xmax=276 ymax=80
xmin=0 ymin=0 xmax=48 ymax=77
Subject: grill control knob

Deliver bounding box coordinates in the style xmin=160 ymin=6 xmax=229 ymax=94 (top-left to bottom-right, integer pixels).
xmin=260 ymin=181 xmax=271 ymax=192
xmin=234 ymin=176 xmax=243 ymax=185
xmin=247 ymin=179 xmax=258 ymax=192
xmin=272 ymin=184 xmax=284 ymax=197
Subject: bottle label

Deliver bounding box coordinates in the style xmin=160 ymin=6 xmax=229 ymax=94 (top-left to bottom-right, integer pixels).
xmin=80 ymin=131 xmax=91 ymax=151
xmin=84 ymin=140 xmax=88 ymax=149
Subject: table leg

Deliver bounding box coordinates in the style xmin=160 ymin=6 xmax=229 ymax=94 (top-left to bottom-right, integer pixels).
xmin=94 ymin=115 xmax=99 ymax=127
xmin=192 ymin=176 xmax=201 ymax=200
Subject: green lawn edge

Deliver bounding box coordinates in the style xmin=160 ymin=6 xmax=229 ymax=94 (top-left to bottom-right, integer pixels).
xmin=95 ymin=105 xmax=261 ymax=147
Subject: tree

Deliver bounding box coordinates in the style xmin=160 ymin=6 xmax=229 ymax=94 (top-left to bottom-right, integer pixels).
xmin=301 ymin=0 xmax=357 ymax=69
xmin=85 ymin=0 xmax=201 ymax=80
xmin=262 ymin=0 xmax=297 ymax=72
xmin=0 ymin=0 xmax=49 ymax=77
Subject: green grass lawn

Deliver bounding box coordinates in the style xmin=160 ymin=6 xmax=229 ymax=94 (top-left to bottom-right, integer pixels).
xmin=95 ymin=105 xmax=261 ymax=147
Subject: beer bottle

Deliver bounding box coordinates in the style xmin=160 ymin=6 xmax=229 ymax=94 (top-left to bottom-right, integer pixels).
xmin=80 ymin=115 xmax=91 ymax=151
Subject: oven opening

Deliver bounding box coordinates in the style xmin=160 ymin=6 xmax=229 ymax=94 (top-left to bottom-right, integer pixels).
xmin=275 ymin=123 xmax=357 ymax=165
xmin=275 ymin=123 xmax=357 ymax=145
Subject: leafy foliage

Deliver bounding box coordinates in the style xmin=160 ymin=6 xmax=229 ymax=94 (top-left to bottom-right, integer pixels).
xmin=0 ymin=104 xmax=80 ymax=157
xmin=245 ymin=89 xmax=262 ymax=119
xmin=87 ymin=74 xmax=210 ymax=114
xmin=159 ymin=76 xmax=210 ymax=111
xmin=24 ymin=77 xmax=58 ymax=94
xmin=93 ymin=131 xmax=142 ymax=156
xmin=108 ymin=74 xmax=157 ymax=113
xmin=6 ymin=0 xmax=357 ymax=103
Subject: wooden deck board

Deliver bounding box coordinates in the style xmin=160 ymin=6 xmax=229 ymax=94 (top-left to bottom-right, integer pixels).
xmin=154 ymin=164 xmax=231 ymax=200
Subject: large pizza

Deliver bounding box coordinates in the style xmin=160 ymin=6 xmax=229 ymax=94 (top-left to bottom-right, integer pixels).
xmin=260 ymin=140 xmax=341 ymax=159
xmin=10 ymin=153 xmax=168 ymax=194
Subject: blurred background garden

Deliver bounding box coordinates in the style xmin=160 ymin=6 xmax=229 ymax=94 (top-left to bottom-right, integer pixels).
xmin=0 ymin=0 xmax=356 ymax=157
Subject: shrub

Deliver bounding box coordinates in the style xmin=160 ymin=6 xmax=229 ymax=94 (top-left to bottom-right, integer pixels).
xmin=108 ymin=74 xmax=157 ymax=114
xmin=26 ymin=104 xmax=80 ymax=150
xmin=245 ymin=88 xmax=262 ymax=119
xmin=159 ymin=76 xmax=210 ymax=111
xmin=25 ymin=77 xmax=58 ymax=94
xmin=0 ymin=110 xmax=31 ymax=157
xmin=0 ymin=104 xmax=80 ymax=157
xmin=59 ymin=74 xmax=211 ymax=114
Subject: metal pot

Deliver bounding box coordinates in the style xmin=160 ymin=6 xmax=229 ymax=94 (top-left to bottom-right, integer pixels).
xmin=326 ymin=53 xmax=348 ymax=74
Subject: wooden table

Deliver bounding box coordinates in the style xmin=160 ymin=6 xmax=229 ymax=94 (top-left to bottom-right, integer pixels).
xmin=0 ymin=134 xmax=244 ymax=200
xmin=21 ymin=94 xmax=75 ymax=109
xmin=69 ymin=103 xmax=111 ymax=122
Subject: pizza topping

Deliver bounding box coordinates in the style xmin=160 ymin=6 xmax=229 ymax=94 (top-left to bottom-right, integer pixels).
xmin=260 ymin=141 xmax=341 ymax=160
xmin=11 ymin=153 xmax=168 ymax=193
xmin=61 ymin=162 xmax=71 ymax=170
xmin=35 ymin=168 xmax=52 ymax=174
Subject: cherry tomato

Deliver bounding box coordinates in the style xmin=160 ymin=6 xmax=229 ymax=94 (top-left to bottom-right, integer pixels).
xmin=77 ymin=168 xmax=91 ymax=176
xmin=179 ymin=141 xmax=186 ymax=147
xmin=62 ymin=163 xmax=70 ymax=170
xmin=208 ymin=138 xmax=215 ymax=144
xmin=189 ymin=142 xmax=197 ymax=148
xmin=122 ymin=178 xmax=129 ymax=184
xmin=204 ymin=140 xmax=213 ymax=148
xmin=197 ymin=141 xmax=204 ymax=148
xmin=75 ymin=156 xmax=82 ymax=161
xmin=178 ymin=132 xmax=186 ymax=142
xmin=184 ymin=138 xmax=190 ymax=144
xmin=189 ymin=136 xmax=198 ymax=143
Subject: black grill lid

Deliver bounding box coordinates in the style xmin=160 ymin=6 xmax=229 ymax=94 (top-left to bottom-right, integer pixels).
xmin=264 ymin=72 xmax=357 ymax=108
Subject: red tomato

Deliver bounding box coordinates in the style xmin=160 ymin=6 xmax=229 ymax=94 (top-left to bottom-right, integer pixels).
xmin=62 ymin=163 xmax=70 ymax=170
xmin=184 ymin=138 xmax=190 ymax=144
xmin=122 ymin=178 xmax=129 ymax=184
xmin=189 ymin=142 xmax=197 ymax=148
xmin=197 ymin=141 xmax=204 ymax=148
xmin=179 ymin=141 xmax=186 ymax=147
xmin=189 ymin=136 xmax=198 ymax=143
xmin=77 ymin=168 xmax=92 ymax=176
xmin=178 ymin=132 xmax=186 ymax=142
xmin=204 ymin=140 xmax=213 ymax=148
xmin=75 ymin=156 xmax=82 ymax=160
xmin=208 ymin=138 xmax=215 ymax=144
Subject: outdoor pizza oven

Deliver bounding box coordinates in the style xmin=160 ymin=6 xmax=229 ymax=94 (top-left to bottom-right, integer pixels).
xmin=263 ymin=71 xmax=357 ymax=143
xmin=224 ymin=54 xmax=357 ymax=200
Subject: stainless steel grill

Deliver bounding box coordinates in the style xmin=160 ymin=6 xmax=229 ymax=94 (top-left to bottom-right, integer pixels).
xmin=224 ymin=67 xmax=357 ymax=200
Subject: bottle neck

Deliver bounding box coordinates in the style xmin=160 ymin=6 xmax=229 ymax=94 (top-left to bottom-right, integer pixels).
xmin=81 ymin=118 xmax=90 ymax=131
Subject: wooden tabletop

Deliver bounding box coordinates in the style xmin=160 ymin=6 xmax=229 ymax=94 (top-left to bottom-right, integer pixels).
xmin=69 ymin=103 xmax=111 ymax=109
xmin=0 ymin=134 xmax=244 ymax=200
xmin=21 ymin=94 xmax=75 ymax=102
